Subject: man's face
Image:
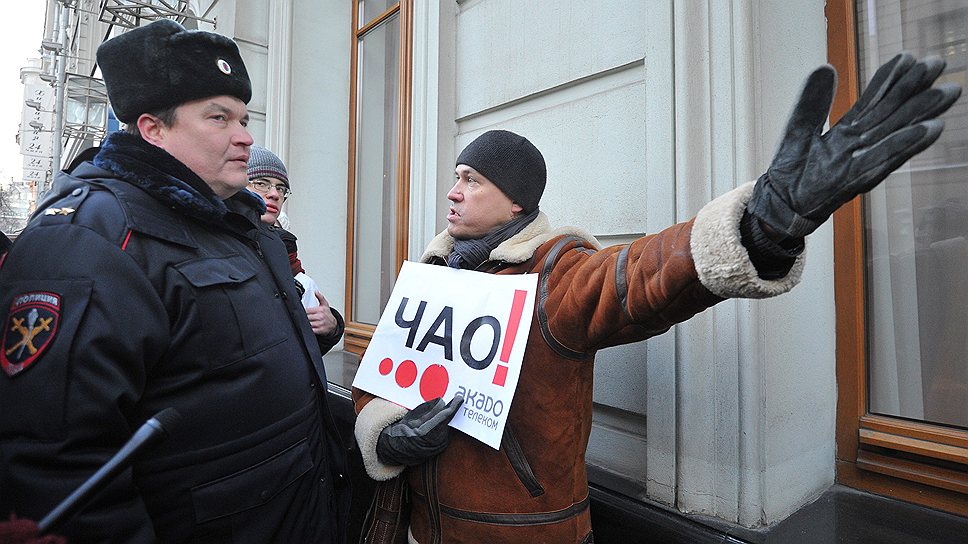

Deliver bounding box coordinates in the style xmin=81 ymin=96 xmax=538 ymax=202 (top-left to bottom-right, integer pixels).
xmin=248 ymin=176 xmax=288 ymax=224
xmin=153 ymin=96 xmax=253 ymax=198
xmin=446 ymin=165 xmax=522 ymax=239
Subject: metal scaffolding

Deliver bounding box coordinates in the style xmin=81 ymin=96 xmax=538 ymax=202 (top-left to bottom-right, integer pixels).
xmin=27 ymin=0 xmax=219 ymax=195
xmin=99 ymin=0 xmax=214 ymax=29
xmin=63 ymin=74 xmax=108 ymax=141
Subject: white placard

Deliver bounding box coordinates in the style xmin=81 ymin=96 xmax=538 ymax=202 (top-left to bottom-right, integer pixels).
xmin=23 ymin=155 xmax=51 ymax=172
xmin=24 ymin=84 xmax=53 ymax=110
xmin=19 ymin=129 xmax=53 ymax=158
xmin=22 ymin=169 xmax=47 ymax=182
xmin=353 ymin=261 xmax=538 ymax=449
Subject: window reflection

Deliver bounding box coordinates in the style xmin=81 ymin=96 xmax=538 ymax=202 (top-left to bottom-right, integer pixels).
xmin=352 ymin=14 xmax=401 ymax=325
xmin=861 ymin=1 xmax=968 ymax=429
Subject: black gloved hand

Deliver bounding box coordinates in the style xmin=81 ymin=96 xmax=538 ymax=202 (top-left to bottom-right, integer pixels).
xmin=376 ymin=395 xmax=464 ymax=466
xmin=748 ymin=53 xmax=961 ymax=239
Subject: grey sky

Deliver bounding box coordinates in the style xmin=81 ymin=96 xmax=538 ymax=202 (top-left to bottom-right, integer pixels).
xmin=0 ymin=4 xmax=48 ymax=184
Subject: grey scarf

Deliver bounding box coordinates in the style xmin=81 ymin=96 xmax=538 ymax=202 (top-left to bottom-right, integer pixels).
xmin=447 ymin=208 xmax=540 ymax=270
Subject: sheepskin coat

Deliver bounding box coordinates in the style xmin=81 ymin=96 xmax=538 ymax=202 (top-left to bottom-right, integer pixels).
xmin=354 ymin=183 xmax=804 ymax=544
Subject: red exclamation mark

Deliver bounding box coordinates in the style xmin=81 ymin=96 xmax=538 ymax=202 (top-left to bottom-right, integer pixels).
xmin=494 ymin=289 xmax=527 ymax=386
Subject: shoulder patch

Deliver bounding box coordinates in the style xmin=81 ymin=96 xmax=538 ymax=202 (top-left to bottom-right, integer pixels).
xmin=2 ymin=291 xmax=61 ymax=377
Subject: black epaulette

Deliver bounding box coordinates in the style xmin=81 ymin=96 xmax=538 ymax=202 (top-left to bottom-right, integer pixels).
xmin=36 ymin=185 xmax=92 ymax=226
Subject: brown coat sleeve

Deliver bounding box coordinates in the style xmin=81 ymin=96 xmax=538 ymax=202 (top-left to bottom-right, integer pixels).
xmin=352 ymin=387 xmax=408 ymax=481
xmin=540 ymin=182 xmax=804 ymax=355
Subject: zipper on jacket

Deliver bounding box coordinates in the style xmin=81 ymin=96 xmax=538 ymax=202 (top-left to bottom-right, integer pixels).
xmin=474 ymin=260 xmax=516 ymax=274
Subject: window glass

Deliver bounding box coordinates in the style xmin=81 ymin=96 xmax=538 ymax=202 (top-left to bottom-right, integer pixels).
xmin=859 ymin=0 xmax=968 ymax=428
xmin=360 ymin=0 xmax=395 ymax=28
xmin=352 ymin=13 xmax=401 ymax=325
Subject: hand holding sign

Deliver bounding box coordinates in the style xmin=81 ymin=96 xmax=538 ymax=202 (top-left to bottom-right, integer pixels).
xmin=353 ymin=262 xmax=538 ymax=449
xmin=377 ymin=395 xmax=464 ymax=466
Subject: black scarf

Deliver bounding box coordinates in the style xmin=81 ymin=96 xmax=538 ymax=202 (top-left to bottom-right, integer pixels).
xmin=448 ymin=208 xmax=540 ymax=270
xmin=92 ymin=131 xmax=265 ymax=224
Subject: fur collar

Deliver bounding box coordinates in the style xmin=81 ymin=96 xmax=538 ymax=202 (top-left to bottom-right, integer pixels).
xmin=92 ymin=131 xmax=265 ymax=224
xmin=420 ymin=211 xmax=601 ymax=264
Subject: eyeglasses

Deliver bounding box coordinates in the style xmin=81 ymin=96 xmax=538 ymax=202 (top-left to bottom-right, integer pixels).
xmin=248 ymin=180 xmax=291 ymax=198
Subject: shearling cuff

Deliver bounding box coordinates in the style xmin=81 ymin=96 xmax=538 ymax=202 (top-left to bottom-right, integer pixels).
xmin=691 ymin=182 xmax=805 ymax=299
xmin=355 ymin=397 xmax=409 ymax=481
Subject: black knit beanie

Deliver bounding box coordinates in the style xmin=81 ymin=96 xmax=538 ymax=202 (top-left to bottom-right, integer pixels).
xmin=456 ymin=130 xmax=546 ymax=212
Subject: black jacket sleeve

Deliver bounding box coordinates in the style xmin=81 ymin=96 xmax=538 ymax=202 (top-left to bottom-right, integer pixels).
xmin=316 ymin=307 xmax=345 ymax=355
xmin=0 ymin=216 xmax=168 ymax=541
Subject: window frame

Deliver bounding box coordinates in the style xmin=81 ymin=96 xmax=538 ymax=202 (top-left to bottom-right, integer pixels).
xmin=828 ymin=0 xmax=968 ymax=515
xmin=343 ymin=0 xmax=414 ymax=355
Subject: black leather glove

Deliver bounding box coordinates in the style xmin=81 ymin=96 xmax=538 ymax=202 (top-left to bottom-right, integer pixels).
xmin=748 ymin=53 xmax=961 ymax=239
xmin=376 ymin=395 xmax=464 ymax=466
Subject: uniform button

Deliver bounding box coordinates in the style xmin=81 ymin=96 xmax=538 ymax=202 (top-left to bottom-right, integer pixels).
xmin=228 ymin=274 xmax=240 ymax=280
xmin=71 ymin=188 xmax=83 ymax=196
xmin=273 ymin=292 xmax=280 ymax=298
xmin=260 ymin=490 xmax=270 ymax=501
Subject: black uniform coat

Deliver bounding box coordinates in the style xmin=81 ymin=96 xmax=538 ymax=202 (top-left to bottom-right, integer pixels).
xmin=0 ymin=133 xmax=350 ymax=543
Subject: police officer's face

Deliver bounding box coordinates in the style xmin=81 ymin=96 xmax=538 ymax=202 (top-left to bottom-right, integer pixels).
xmin=446 ymin=165 xmax=523 ymax=240
xmin=154 ymin=96 xmax=254 ymax=198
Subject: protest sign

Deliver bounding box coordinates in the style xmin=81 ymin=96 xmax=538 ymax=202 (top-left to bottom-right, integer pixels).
xmin=353 ymin=261 xmax=537 ymax=449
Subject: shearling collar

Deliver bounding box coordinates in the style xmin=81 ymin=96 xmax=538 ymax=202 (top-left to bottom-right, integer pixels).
xmin=420 ymin=211 xmax=601 ymax=265
xmin=92 ymin=131 xmax=265 ymax=224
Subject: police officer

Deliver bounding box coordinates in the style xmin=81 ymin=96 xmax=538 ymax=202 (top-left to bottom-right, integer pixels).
xmin=0 ymin=20 xmax=349 ymax=542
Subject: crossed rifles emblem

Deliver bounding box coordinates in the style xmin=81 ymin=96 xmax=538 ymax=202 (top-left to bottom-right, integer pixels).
xmin=6 ymin=308 xmax=53 ymax=360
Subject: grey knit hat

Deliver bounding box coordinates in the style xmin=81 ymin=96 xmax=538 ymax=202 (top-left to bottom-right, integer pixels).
xmin=456 ymin=130 xmax=546 ymax=212
xmin=247 ymin=145 xmax=289 ymax=187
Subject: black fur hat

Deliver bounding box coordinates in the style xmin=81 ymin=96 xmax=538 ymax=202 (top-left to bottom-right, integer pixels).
xmin=456 ymin=130 xmax=546 ymax=212
xmin=96 ymin=19 xmax=252 ymax=123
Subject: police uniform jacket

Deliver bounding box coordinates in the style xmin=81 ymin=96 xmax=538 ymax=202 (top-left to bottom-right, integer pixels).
xmin=0 ymin=132 xmax=350 ymax=543
xmin=352 ymin=183 xmax=806 ymax=544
